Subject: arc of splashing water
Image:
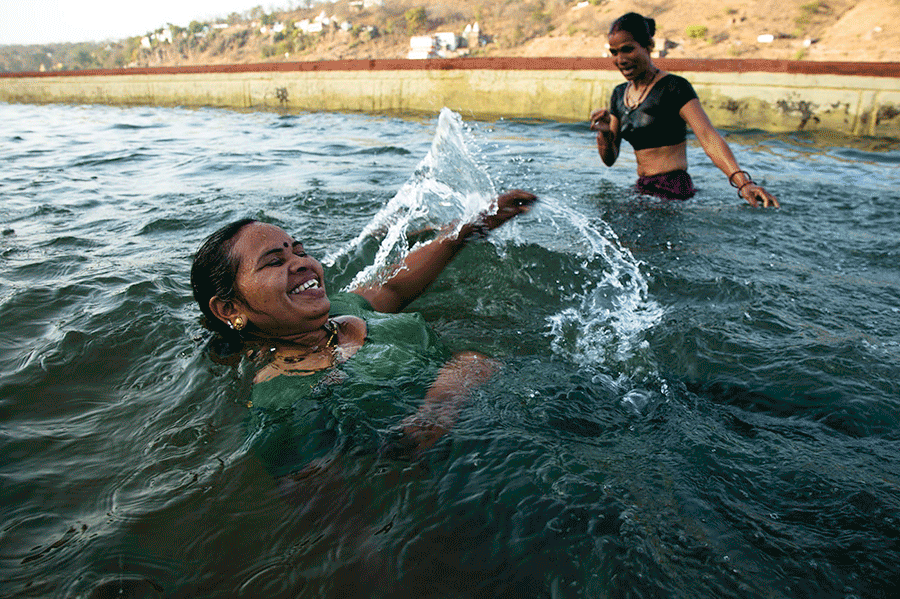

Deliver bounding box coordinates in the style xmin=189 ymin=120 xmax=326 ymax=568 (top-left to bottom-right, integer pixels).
xmin=541 ymin=199 xmax=663 ymax=368
xmin=323 ymin=108 xmax=496 ymax=290
xmin=323 ymin=107 xmax=662 ymax=369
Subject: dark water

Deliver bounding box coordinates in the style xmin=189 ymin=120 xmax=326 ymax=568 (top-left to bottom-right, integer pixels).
xmin=1 ymin=102 xmax=899 ymax=599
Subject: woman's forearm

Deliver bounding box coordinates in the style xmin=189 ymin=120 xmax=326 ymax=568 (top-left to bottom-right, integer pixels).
xmin=695 ymin=122 xmax=780 ymax=208
xmin=354 ymin=190 xmax=536 ymax=313
xmin=596 ymin=130 xmax=619 ymax=166
xmin=369 ymin=223 xmax=471 ymax=313
xmin=702 ymin=130 xmax=743 ymax=180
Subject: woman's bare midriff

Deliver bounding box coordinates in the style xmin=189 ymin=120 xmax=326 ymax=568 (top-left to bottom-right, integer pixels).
xmin=633 ymin=141 xmax=689 ymax=177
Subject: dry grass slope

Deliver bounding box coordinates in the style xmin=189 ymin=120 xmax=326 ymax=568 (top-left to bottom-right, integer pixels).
xmin=249 ymin=0 xmax=897 ymax=63
xmin=87 ymin=0 xmax=900 ymax=67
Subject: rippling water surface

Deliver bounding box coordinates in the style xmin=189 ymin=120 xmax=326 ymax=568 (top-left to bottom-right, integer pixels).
xmin=1 ymin=101 xmax=899 ymax=599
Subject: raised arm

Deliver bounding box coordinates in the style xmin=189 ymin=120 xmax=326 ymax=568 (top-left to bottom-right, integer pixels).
xmin=352 ymin=190 xmax=537 ymax=313
xmin=680 ymin=99 xmax=779 ymax=208
xmin=590 ymin=108 xmax=622 ymax=167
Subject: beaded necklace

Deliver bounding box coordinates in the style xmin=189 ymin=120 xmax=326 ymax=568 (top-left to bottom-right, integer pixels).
xmin=623 ymin=68 xmax=661 ymax=114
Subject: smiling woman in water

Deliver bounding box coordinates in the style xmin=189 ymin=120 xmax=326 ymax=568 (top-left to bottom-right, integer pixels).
xmin=590 ymin=12 xmax=779 ymax=207
xmin=190 ymin=189 xmax=537 ymax=454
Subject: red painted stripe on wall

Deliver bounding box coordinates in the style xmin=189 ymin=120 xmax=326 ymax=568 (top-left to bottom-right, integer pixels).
xmin=2 ymin=57 xmax=899 ymax=78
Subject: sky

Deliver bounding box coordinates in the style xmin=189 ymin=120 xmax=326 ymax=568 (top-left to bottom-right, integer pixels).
xmin=0 ymin=1 xmax=278 ymax=46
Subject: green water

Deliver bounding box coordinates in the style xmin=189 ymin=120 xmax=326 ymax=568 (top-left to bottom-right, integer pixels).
xmin=1 ymin=103 xmax=899 ymax=598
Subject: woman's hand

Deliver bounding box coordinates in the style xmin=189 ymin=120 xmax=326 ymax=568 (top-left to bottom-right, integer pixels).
xmin=740 ymin=183 xmax=780 ymax=208
xmin=590 ymin=108 xmax=613 ymax=133
xmin=353 ymin=190 xmax=537 ymax=313
xmin=477 ymin=190 xmax=538 ymax=231
xmin=590 ymin=109 xmax=620 ymax=166
xmin=681 ymin=100 xmax=781 ymax=209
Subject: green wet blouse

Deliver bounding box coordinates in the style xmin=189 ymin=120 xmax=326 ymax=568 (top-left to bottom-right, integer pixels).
xmin=246 ymin=292 xmax=451 ymax=476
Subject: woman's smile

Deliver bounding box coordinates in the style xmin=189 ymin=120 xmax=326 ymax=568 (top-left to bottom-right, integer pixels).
xmin=289 ymin=276 xmax=326 ymax=298
xmin=229 ymin=222 xmax=331 ymax=337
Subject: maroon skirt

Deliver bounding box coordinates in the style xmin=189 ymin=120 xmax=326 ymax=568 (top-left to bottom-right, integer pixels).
xmin=634 ymin=169 xmax=696 ymax=200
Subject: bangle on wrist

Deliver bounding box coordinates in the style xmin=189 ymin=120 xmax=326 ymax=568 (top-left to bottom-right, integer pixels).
xmin=737 ymin=181 xmax=754 ymax=198
xmin=729 ymin=170 xmax=752 ymax=188
xmin=464 ymin=220 xmax=490 ymax=242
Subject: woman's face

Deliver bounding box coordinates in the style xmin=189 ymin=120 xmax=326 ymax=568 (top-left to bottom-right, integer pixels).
xmin=227 ymin=222 xmax=330 ymax=338
xmin=608 ymin=30 xmax=653 ymax=81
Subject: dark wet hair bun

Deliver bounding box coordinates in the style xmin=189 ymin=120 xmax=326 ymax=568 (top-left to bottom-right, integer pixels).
xmin=609 ymin=12 xmax=656 ymax=48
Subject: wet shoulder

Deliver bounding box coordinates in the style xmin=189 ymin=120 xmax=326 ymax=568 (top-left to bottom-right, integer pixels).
xmin=656 ymin=74 xmax=698 ymax=103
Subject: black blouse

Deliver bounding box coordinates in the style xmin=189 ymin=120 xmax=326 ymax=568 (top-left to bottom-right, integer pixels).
xmin=610 ymin=74 xmax=699 ymax=151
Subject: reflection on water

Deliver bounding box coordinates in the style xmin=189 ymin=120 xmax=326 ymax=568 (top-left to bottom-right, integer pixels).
xmin=1 ymin=102 xmax=899 ymax=599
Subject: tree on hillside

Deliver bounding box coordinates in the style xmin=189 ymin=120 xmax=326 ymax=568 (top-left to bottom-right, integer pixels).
xmin=74 ymin=48 xmax=98 ymax=69
xmin=405 ymin=7 xmax=427 ymax=34
xmin=188 ymin=21 xmax=205 ymax=36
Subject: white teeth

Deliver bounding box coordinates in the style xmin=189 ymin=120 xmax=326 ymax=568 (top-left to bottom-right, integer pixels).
xmin=291 ymin=280 xmax=319 ymax=294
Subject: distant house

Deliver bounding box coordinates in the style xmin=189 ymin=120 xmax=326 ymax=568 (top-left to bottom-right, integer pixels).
xmin=434 ymin=32 xmax=460 ymax=52
xmin=296 ymin=20 xmax=322 ymax=33
xmin=140 ymin=28 xmax=173 ymax=48
xmin=261 ymin=22 xmax=286 ymax=34
xmin=408 ymin=35 xmax=438 ymax=59
xmin=408 ymin=32 xmax=465 ymax=59
xmin=350 ymin=0 xmax=383 ymax=8
xmin=296 ymin=11 xmax=335 ymax=34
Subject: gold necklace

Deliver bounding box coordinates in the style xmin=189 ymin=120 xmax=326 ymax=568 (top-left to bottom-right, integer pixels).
xmin=273 ymin=319 xmax=340 ymax=365
xmin=624 ymin=68 xmax=660 ymax=113
xmin=321 ymin=318 xmax=339 ymax=349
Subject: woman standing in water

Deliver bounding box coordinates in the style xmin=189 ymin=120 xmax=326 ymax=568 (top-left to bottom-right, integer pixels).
xmin=191 ymin=190 xmax=537 ymax=459
xmin=590 ymin=12 xmax=779 ymax=207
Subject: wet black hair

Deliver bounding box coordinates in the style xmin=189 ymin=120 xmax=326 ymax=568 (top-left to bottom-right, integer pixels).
xmin=190 ymin=218 xmax=257 ymax=337
xmin=609 ymin=12 xmax=656 ymax=48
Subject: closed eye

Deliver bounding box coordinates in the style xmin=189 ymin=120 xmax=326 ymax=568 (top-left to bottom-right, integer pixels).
xmin=257 ymin=240 xmax=307 ymax=270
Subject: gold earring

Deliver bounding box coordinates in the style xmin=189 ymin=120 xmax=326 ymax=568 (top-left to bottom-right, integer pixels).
xmin=233 ymin=316 xmax=246 ymax=331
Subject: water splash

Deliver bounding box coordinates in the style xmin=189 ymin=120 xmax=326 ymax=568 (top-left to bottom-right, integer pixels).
xmin=325 ymin=107 xmax=661 ymax=372
xmin=323 ymin=108 xmax=496 ymax=288
xmin=540 ymin=199 xmax=663 ymax=371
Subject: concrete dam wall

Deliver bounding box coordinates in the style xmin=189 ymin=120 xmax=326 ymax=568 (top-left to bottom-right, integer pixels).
xmin=2 ymin=57 xmax=898 ymax=138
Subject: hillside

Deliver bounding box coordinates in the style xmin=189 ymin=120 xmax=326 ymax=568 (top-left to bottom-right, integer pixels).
xmin=2 ymin=0 xmax=898 ymax=73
